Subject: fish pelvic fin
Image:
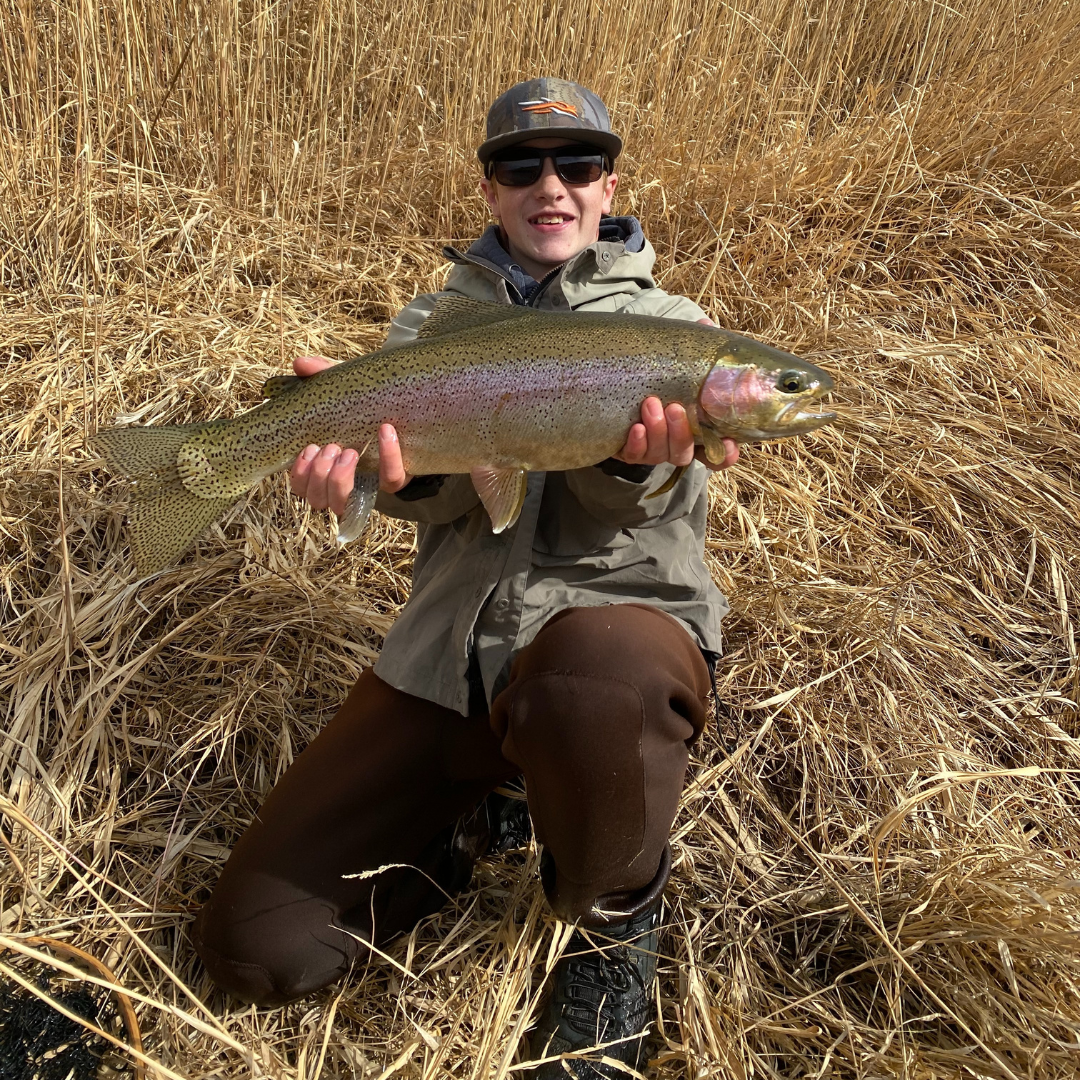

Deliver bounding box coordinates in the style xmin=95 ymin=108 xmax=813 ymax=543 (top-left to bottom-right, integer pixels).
xmin=91 ymin=423 xmax=243 ymax=574
xmin=471 ymin=466 xmax=528 ymax=533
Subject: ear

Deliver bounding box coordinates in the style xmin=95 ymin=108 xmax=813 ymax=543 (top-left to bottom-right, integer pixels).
xmin=479 ymin=176 xmax=501 ymax=218
xmin=601 ymin=171 xmax=618 ymax=214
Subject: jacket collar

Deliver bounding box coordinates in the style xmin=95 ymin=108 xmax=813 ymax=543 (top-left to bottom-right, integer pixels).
xmin=442 ymin=216 xmax=646 ymax=305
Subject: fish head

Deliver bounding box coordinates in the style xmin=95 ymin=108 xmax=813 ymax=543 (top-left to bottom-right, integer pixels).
xmin=697 ymin=335 xmax=836 ymax=441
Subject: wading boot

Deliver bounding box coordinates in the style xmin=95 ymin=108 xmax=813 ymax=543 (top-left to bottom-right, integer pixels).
xmin=526 ymin=901 xmax=662 ymax=1079
xmin=485 ymin=778 xmax=532 ymax=853
xmin=449 ymin=779 xmax=532 ymax=884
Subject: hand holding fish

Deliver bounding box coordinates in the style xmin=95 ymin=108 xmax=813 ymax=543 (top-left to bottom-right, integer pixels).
xmin=289 ymin=321 xmax=738 ymax=520
xmin=613 ymin=317 xmax=739 ymax=472
xmin=289 ymin=356 xmax=412 ymax=516
xmin=614 ymin=397 xmax=739 ymax=472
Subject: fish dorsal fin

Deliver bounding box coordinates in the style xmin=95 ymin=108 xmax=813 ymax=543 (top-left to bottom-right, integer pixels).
xmin=261 ymin=374 xmax=305 ymax=399
xmin=417 ymin=296 xmax=533 ymax=339
xmin=470 ymin=465 xmax=528 ymax=533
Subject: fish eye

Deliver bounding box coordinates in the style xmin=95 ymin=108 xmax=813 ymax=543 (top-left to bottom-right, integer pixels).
xmin=778 ymin=370 xmax=806 ymax=394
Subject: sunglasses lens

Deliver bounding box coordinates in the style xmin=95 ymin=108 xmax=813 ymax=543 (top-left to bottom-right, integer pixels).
xmin=490 ymin=148 xmax=608 ymax=186
xmin=492 ymin=158 xmax=543 ymax=186
xmin=555 ymin=155 xmax=605 ymax=184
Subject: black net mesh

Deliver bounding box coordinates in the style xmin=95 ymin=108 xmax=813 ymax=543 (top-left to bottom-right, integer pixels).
xmin=0 ymin=973 xmax=108 ymax=1080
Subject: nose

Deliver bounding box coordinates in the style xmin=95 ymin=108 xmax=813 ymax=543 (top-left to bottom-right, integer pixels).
xmin=533 ymin=157 xmax=567 ymax=198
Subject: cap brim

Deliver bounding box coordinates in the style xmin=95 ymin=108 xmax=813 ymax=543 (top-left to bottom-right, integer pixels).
xmin=477 ymin=129 xmax=623 ymax=166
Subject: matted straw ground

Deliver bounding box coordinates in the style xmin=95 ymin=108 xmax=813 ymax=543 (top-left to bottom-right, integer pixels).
xmin=2 ymin=0 xmax=1080 ymax=1076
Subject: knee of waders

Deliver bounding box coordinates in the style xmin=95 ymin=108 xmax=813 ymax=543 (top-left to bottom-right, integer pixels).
xmin=500 ymin=669 xmax=653 ymax=890
xmin=193 ymin=873 xmax=359 ymax=1006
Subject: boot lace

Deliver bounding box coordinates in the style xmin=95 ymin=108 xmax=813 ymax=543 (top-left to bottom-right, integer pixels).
xmin=561 ymin=945 xmax=650 ymax=1040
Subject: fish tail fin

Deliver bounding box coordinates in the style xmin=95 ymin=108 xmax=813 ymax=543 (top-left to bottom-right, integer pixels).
xmin=91 ymin=422 xmax=207 ymax=480
xmin=91 ymin=423 xmax=239 ymax=575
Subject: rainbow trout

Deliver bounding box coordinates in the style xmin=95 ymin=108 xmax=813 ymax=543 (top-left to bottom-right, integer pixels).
xmin=92 ymin=297 xmax=835 ymax=574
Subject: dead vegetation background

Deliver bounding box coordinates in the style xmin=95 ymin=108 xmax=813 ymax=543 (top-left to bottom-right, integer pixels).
xmin=1 ymin=0 xmax=1080 ymax=1076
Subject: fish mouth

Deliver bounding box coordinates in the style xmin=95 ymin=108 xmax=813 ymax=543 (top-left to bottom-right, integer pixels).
xmin=790 ymin=408 xmax=836 ymax=431
xmin=775 ymin=397 xmax=836 ymax=433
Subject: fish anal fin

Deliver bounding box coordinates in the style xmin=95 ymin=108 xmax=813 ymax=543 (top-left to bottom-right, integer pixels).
xmin=471 ymin=466 xmax=527 ymax=533
xmin=261 ymin=374 xmax=305 ymax=399
xmin=645 ymin=463 xmax=687 ymax=500
xmin=336 ymin=473 xmax=379 ymax=544
xmin=417 ymin=296 xmax=534 ymax=339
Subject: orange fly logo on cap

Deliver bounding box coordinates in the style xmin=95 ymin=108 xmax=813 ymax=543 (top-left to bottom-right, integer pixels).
xmin=519 ymin=99 xmax=579 ymax=117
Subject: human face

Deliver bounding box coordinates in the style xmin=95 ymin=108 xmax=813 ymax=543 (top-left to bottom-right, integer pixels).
xmin=480 ymin=138 xmax=618 ymax=281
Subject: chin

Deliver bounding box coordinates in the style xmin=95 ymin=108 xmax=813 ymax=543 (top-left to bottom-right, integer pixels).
xmin=533 ymin=241 xmax=578 ymax=264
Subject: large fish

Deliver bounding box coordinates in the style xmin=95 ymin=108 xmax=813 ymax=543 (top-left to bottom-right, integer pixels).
xmin=91 ymin=297 xmax=835 ymax=574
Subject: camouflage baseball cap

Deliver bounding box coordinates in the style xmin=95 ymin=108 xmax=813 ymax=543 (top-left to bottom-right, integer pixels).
xmin=477 ymin=78 xmax=623 ymax=165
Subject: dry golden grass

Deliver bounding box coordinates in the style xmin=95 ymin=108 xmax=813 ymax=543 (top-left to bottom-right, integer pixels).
xmin=2 ymin=0 xmax=1080 ymax=1076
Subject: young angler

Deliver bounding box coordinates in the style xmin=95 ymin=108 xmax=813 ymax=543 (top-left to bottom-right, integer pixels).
xmin=194 ymin=78 xmax=739 ymax=1078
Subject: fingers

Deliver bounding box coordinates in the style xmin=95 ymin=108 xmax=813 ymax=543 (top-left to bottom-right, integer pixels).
xmin=663 ymin=402 xmax=697 ymax=467
xmin=616 ymin=422 xmax=649 ymax=463
xmin=639 ymin=396 xmax=668 ymax=461
xmin=290 ymin=443 xmax=358 ymax=516
xmin=378 ymin=424 xmax=411 ymax=493
xmin=614 ymin=397 xmax=663 ymax=463
xmin=293 ymin=355 xmax=334 ymax=377
xmin=287 ymin=358 xmax=357 ymax=516
xmin=614 ymin=398 xmax=696 ymax=466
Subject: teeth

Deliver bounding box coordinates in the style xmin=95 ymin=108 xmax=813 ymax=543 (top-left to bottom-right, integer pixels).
xmin=534 ymin=216 xmax=566 ymax=224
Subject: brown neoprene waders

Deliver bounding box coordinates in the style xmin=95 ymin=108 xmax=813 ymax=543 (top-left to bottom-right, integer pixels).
xmin=194 ymin=603 xmax=711 ymax=1005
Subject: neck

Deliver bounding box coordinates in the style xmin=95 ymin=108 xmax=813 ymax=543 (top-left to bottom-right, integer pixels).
xmin=493 ymin=231 xmax=554 ymax=281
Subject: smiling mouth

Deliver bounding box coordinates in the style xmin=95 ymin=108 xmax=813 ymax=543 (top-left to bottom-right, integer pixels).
xmin=530 ymin=214 xmax=573 ymax=226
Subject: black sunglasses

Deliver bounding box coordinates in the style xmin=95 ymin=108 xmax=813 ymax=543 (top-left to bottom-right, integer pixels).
xmin=486 ymin=145 xmax=612 ymax=187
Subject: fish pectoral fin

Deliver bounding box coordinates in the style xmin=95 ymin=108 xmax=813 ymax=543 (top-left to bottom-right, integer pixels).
xmin=471 ymin=466 xmax=527 ymax=534
xmin=261 ymin=374 xmax=305 ymax=399
xmin=336 ymin=473 xmax=379 ymax=545
xmin=417 ymin=296 xmax=535 ymax=339
xmin=700 ymin=428 xmax=734 ymax=465
xmin=645 ymin=464 xmax=687 ymax=499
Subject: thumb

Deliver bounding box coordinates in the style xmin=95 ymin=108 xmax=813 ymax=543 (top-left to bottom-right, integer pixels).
xmin=293 ymin=355 xmax=334 ymax=378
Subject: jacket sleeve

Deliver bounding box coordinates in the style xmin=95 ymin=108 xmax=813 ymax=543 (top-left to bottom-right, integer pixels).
xmin=383 ymin=292 xmax=441 ymax=348
xmin=563 ymin=292 xmax=713 ymax=526
xmin=563 ymin=460 xmax=705 ymax=528
xmin=375 ymin=474 xmax=480 ymax=523
xmin=617 ymin=288 xmax=710 ymax=323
